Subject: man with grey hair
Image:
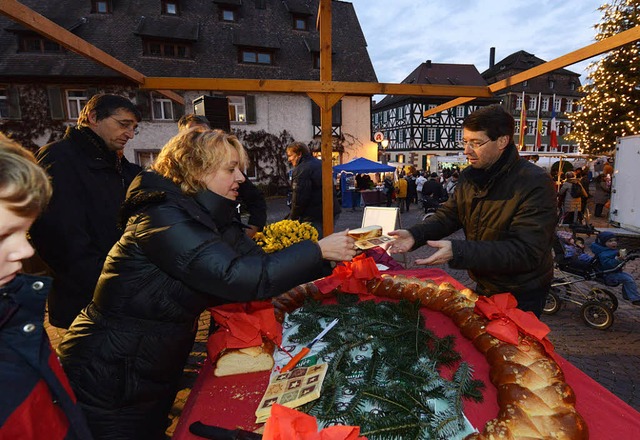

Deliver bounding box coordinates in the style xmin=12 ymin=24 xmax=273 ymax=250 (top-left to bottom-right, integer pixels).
xmin=30 ymin=93 xmax=142 ymax=328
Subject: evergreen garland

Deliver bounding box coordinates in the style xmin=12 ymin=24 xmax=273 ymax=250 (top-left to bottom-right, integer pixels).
xmin=286 ymin=294 xmax=484 ymax=440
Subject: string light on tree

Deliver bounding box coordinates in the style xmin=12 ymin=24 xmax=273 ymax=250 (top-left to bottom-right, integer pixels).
xmin=568 ymin=0 xmax=640 ymax=156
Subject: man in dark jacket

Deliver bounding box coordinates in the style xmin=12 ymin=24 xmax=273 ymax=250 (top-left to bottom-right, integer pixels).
xmin=421 ymin=172 xmax=445 ymax=211
xmin=177 ymin=113 xmax=267 ymax=237
xmin=286 ymin=142 xmax=340 ymax=237
xmin=389 ymin=105 xmax=557 ymax=316
xmin=30 ymin=94 xmax=142 ymax=328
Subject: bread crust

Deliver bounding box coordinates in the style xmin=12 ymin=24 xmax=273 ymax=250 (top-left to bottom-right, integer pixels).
xmin=271 ymin=274 xmax=588 ymax=440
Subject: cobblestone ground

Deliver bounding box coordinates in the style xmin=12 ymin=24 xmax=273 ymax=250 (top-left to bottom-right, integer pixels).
xmin=44 ymin=187 xmax=640 ymax=437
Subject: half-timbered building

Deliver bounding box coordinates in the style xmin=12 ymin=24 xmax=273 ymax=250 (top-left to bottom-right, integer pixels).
xmin=482 ymin=49 xmax=584 ymax=154
xmin=371 ymin=60 xmax=496 ymax=172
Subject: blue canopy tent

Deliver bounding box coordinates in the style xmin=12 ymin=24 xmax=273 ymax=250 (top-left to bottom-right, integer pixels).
xmin=333 ymin=157 xmax=395 ymax=174
xmin=333 ymin=158 xmax=395 ymax=208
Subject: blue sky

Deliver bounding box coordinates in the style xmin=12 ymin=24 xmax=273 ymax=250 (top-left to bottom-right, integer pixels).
xmin=348 ymin=0 xmax=604 ymax=84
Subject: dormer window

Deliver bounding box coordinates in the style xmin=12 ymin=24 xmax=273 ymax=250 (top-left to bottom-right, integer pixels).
xmin=549 ymin=79 xmax=555 ymax=89
xmin=293 ymin=14 xmax=308 ymax=31
xmin=162 ymin=0 xmax=179 ymax=15
xmin=221 ymin=8 xmax=236 ymax=21
xmin=240 ymin=48 xmax=273 ymax=65
xmin=570 ymin=82 xmax=576 ymax=91
xmin=18 ymin=33 xmax=61 ymax=53
xmin=92 ymin=0 xmax=111 ymax=13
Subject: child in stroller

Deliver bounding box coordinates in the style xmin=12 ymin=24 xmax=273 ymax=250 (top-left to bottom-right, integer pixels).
xmin=590 ymin=231 xmax=640 ymax=306
xmin=556 ymin=230 xmax=594 ymax=272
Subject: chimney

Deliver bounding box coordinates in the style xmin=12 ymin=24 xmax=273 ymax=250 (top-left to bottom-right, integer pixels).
xmin=425 ymin=60 xmax=432 ymax=68
xmin=489 ymin=47 xmax=495 ymax=68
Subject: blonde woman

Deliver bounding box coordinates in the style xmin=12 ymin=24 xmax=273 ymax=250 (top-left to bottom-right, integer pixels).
xmin=57 ymin=129 xmax=356 ymax=439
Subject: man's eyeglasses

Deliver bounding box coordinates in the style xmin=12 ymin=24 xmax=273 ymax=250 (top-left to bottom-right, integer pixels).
xmin=109 ymin=116 xmax=139 ymax=135
xmin=457 ymin=138 xmax=491 ymax=150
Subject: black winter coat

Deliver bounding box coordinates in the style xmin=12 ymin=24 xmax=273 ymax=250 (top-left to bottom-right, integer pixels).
xmin=408 ymin=144 xmax=557 ymax=306
xmin=289 ymin=154 xmax=340 ymax=223
xmin=57 ymin=171 xmax=324 ymax=440
xmin=30 ymin=126 xmax=141 ymax=328
xmin=0 ymin=275 xmax=92 ymax=440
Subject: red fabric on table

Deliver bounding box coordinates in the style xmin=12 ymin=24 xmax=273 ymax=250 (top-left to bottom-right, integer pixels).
xmin=173 ymin=268 xmax=640 ymax=439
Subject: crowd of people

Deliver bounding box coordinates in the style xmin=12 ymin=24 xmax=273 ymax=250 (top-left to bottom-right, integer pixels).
xmin=0 ymin=95 xmax=633 ymax=440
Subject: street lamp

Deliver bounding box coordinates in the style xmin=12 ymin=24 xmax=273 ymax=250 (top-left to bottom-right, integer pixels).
xmin=380 ymin=139 xmax=389 ymax=164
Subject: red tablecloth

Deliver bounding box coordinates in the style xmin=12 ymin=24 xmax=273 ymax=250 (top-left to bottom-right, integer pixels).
xmin=174 ymin=268 xmax=640 ymax=439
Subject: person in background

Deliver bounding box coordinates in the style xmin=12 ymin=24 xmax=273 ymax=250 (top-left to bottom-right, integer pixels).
xmin=415 ymin=171 xmax=427 ymax=203
xmin=593 ymin=173 xmax=611 ymax=218
xmin=405 ymin=172 xmax=418 ymax=210
xmin=0 ymin=134 xmax=93 ymax=440
xmin=29 ymin=94 xmax=142 ymax=329
xmin=394 ymin=174 xmax=408 ymax=213
xmin=178 ymin=113 xmax=266 ymax=237
xmin=421 ymin=172 xmax=445 ymax=211
xmin=383 ymin=173 xmax=395 ymax=207
xmin=57 ymin=129 xmax=357 ymax=439
xmin=286 ymin=141 xmax=340 ymax=237
xmin=558 ymin=171 xmax=587 ymax=225
xmin=575 ymin=168 xmax=591 ymax=216
xmin=388 ymin=105 xmax=557 ymax=316
xmin=445 ymin=171 xmax=459 ymax=199
xmin=590 ymin=231 xmax=640 ymax=306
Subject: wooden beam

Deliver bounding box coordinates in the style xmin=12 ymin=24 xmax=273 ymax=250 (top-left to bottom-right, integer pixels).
xmin=0 ymin=0 xmax=184 ymax=105
xmin=423 ymin=97 xmax=475 ymax=118
xmin=489 ymin=24 xmax=640 ymax=93
xmin=142 ymin=77 xmax=492 ymax=98
xmin=425 ymin=25 xmax=640 ymax=115
xmin=319 ymin=0 xmax=334 ymax=237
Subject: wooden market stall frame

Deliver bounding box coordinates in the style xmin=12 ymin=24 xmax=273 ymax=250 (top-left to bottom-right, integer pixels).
xmin=3 ymin=0 xmax=640 ymax=236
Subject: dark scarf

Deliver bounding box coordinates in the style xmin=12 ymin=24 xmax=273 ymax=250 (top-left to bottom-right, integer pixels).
xmin=72 ymin=125 xmax=123 ymax=174
xmin=465 ymin=143 xmax=517 ymax=190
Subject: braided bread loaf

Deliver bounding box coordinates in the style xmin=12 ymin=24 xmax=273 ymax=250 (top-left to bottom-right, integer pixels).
xmin=271 ymin=274 xmax=588 ymax=440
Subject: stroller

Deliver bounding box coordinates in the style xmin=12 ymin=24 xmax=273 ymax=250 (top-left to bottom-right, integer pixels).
xmin=544 ymin=230 xmax=639 ymax=329
xmin=420 ymin=197 xmax=441 ymax=221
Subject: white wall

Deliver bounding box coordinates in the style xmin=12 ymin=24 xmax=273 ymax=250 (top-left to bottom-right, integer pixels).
xmin=122 ymin=92 xmax=376 ymax=168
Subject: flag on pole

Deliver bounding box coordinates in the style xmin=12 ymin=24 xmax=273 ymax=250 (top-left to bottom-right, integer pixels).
xmin=518 ymin=92 xmax=527 ymax=150
xmin=535 ymin=92 xmax=542 ymax=150
xmin=549 ymin=95 xmax=558 ymax=150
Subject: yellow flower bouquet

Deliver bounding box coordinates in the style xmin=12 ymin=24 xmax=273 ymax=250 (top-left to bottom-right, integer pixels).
xmin=253 ymin=219 xmax=319 ymax=253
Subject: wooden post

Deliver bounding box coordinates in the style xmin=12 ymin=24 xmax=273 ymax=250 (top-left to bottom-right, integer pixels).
xmin=318 ymin=0 xmax=334 ymax=237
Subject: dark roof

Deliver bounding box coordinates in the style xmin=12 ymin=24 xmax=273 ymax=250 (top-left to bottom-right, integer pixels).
xmin=134 ymin=17 xmax=199 ymax=42
xmin=374 ymin=61 xmax=489 ymax=108
xmin=482 ymin=50 xmax=579 ymax=79
xmin=282 ymin=0 xmax=314 ymax=15
xmin=0 ymin=0 xmax=377 ymax=83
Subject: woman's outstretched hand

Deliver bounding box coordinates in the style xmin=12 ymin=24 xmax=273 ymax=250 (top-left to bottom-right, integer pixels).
xmin=318 ymin=229 xmax=357 ymax=261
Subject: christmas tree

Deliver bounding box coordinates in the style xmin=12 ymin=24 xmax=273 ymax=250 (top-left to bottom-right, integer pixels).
xmin=568 ymin=0 xmax=640 ymax=155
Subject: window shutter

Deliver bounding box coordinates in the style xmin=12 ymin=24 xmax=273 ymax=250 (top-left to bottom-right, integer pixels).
xmin=7 ymin=86 xmax=21 ymax=119
xmin=47 ymin=86 xmax=65 ymax=120
xmin=136 ymin=91 xmax=152 ymax=121
xmin=174 ymin=101 xmax=185 ymax=121
xmin=245 ymin=95 xmax=256 ymax=124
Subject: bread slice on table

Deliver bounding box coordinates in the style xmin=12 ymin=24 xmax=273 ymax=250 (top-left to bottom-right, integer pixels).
xmin=214 ymin=342 xmax=275 ymax=377
xmin=348 ymin=225 xmax=382 ymax=241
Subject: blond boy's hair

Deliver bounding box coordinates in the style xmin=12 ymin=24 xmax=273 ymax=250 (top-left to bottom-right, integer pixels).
xmin=0 ymin=133 xmax=52 ymax=217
